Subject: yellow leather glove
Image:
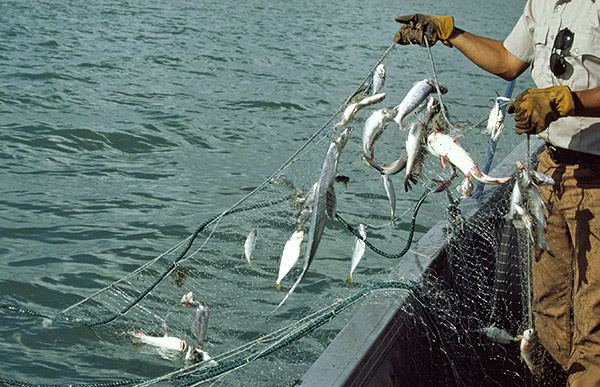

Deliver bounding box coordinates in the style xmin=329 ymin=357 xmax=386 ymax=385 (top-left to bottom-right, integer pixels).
xmin=507 ymin=86 xmax=576 ymax=135
xmin=394 ymin=14 xmax=455 ymax=47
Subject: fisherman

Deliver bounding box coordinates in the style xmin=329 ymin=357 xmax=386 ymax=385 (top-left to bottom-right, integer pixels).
xmin=393 ymin=4 xmax=600 ymax=385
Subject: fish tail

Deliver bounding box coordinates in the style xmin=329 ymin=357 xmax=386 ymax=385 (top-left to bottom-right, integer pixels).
xmin=272 ymin=283 xmax=281 ymax=293
xmin=346 ymin=275 xmax=353 ymax=286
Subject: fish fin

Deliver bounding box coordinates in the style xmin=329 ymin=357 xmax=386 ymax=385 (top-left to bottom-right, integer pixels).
xmin=272 ymin=283 xmax=281 ymax=293
xmin=440 ymin=156 xmax=447 ymax=170
xmin=346 ymin=275 xmax=353 ymax=286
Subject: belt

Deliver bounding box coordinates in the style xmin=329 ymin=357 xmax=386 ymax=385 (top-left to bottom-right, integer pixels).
xmin=546 ymin=143 xmax=600 ymax=165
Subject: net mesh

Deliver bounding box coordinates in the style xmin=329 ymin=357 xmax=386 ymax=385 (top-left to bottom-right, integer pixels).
xmin=0 ymin=44 xmax=564 ymax=387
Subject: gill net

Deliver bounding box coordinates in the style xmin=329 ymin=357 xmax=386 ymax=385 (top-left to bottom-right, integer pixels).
xmin=1 ymin=42 xmax=562 ymax=387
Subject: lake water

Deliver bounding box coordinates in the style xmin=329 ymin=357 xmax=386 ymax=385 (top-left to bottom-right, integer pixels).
xmin=0 ymin=0 xmax=534 ymax=385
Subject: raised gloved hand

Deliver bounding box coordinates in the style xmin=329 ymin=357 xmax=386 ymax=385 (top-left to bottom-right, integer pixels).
xmin=507 ymin=85 xmax=575 ymax=135
xmin=393 ymin=14 xmax=455 ymax=47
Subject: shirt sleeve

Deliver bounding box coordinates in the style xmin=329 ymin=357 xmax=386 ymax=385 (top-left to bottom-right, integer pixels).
xmin=503 ymin=0 xmax=536 ymax=64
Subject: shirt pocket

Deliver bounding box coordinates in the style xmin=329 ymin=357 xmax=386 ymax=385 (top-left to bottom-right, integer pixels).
xmin=569 ymin=31 xmax=600 ymax=90
xmin=531 ymin=25 xmax=551 ymax=87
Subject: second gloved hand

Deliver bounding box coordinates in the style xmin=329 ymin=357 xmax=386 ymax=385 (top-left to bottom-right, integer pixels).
xmin=393 ymin=14 xmax=455 ymax=47
xmin=507 ymin=85 xmax=575 ymax=135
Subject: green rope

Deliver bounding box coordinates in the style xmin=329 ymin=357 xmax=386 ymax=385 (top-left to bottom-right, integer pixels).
xmin=1 ymin=197 xmax=289 ymax=327
xmin=175 ymin=281 xmax=417 ymax=386
xmin=0 ymin=281 xmax=419 ymax=387
xmin=336 ymin=186 xmax=432 ymax=259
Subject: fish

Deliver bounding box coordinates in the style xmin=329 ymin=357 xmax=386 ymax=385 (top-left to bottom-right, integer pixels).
xmin=368 ymin=64 xmax=386 ymax=95
xmin=520 ymin=328 xmax=542 ymax=376
xmin=333 ymin=92 xmax=386 ymax=131
xmin=512 ymin=162 xmax=554 ymax=259
xmin=404 ymin=97 xmax=439 ymax=191
xmin=273 ymin=127 xmax=352 ymax=312
xmin=347 ymin=224 xmax=367 ymax=285
xmin=365 ymin=153 xmax=408 ymax=176
xmin=362 ymin=107 xmax=397 ymax=161
xmin=243 ymin=228 xmax=257 ymax=269
xmin=180 ymin=292 xmax=210 ymax=348
xmin=478 ymin=324 xmax=520 ymax=344
xmin=274 ymin=229 xmax=305 ymax=293
xmin=426 ymin=131 xmax=513 ymax=187
xmin=484 ymin=96 xmax=511 ymax=142
xmin=132 ymin=326 xmax=187 ymax=352
xmin=394 ymin=78 xmax=447 ymax=130
xmin=381 ymin=174 xmax=396 ymax=224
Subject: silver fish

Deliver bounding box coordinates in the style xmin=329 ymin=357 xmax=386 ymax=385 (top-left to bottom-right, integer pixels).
xmin=365 ymin=153 xmax=408 ymax=176
xmin=274 ymin=127 xmax=352 ymax=312
xmin=243 ymin=228 xmax=257 ymax=269
xmin=520 ymin=328 xmax=542 ymax=376
xmin=180 ymin=292 xmax=209 ymax=348
xmin=394 ymin=78 xmax=447 ymax=130
xmin=274 ymin=229 xmax=304 ymax=293
xmin=514 ymin=162 xmax=554 ymax=259
xmin=333 ymin=92 xmax=386 ymax=131
xmin=382 ymin=174 xmax=396 ymax=224
xmin=132 ymin=326 xmax=187 ymax=352
xmin=362 ymin=107 xmax=397 ymax=161
xmin=405 ymin=97 xmax=439 ymax=191
xmin=484 ymin=96 xmax=510 ymax=142
xmin=369 ymin=64 xmax=386 ymax=95
xmin=479 ymin=324 xmax=520 ymax=344
xmin=426 ymin=132 xmax=513 ymax=187
xmin=347 ymin=224 xmax=367 ymax=285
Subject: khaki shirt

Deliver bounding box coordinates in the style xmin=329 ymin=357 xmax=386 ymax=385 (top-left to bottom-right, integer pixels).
xmin=504 ymin=0 xmax=600 ymax=155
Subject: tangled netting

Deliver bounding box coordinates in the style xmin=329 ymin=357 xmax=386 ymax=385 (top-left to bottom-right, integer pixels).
xmin=0 ymin=42 xmax=564 ymax=387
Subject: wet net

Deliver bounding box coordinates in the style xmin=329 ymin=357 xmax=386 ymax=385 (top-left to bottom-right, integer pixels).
xmin=0 ymin=42 xmax=560 ymax=387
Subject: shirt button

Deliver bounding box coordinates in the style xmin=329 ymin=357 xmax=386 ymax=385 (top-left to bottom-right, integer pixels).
xmin=550 ymin=34 xmax=555 ymax=40
xmin=574 ymin=48 xmax=579 ymax=55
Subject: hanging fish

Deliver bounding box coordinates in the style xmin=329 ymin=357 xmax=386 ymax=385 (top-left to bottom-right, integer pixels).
xmin=243 ymin=228 xmax=257 ymax=269
xmin=362 ymin=107 xmax=397 ymax=162
xmin=508 ymin=161 xmax=555 ymax=259
xmin=426 ymin=131 xmax=513 ymax=186
xmin=404 ymin=97 xmax=439 ymax=191
xmin=483 ymin=96 xmax=510 ymax=142
xmin=132 ymin=325 xmax=187 ymax=352
xmin=520 ymin=328 xmax=542 ymax=376
xmin=274 ymin=229 xmax=305 ymax=293
xmin=333 ymin=92 xmax=386 ymax=131
xmin=394 ymin=78 xmax=447 ymax=130
xmin=180 ymin=292 xmax=216 ymax=365
xmin=273 ymin=127 xmax=352 ymax=313
xmin=381 ymin=174 xmax=396 ymax=224
xmin=346 ymin=224 xmax=367 ymax=285
xmin=478 ymin=324 xmax=520 ymax=344
xmin=367 ymin=64 xmax=386 ymax=96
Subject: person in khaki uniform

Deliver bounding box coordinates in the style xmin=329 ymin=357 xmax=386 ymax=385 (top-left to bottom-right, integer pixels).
xmin=394 ymin=1 xmax=600 ymax=385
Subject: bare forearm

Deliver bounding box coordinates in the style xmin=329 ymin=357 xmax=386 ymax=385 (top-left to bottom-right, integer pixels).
xmin=573 ymin=88 xmax=600 ymax=117
xmin=448 ymin=29 xmax=528 ymax=81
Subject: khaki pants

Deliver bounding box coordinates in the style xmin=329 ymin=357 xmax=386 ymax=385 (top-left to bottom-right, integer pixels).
xmin=534 ymin=150 xmax=600 ymax=386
